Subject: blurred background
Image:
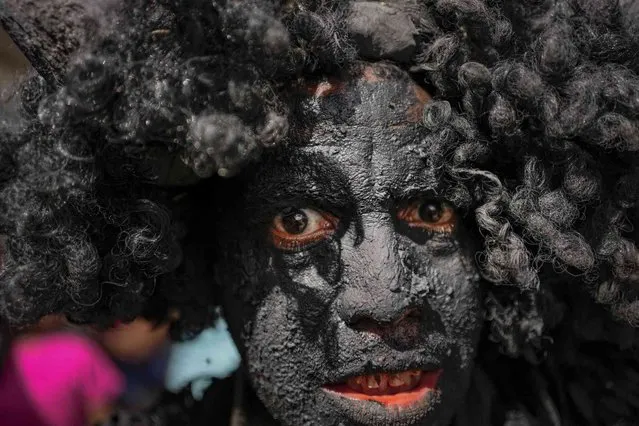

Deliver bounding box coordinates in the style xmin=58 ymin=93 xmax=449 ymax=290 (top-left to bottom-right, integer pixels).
xmin=0 ymin=30 xmax=177 ymax=426
xmin=0 ymin=28 xmax=28 ymax=80
xmin=0 ymin=28 xmax=29 ymax=120
xmin=0 ymin=26 xmax=240 ymax=426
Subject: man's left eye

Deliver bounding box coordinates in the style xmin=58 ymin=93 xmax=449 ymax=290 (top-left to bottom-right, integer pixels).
xmin=397 ymin=199 xmax=457 ymax=233
xmin=270 ymin=207 xmax=338 ymax=251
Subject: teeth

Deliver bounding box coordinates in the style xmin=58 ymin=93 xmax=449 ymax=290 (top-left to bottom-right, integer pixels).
xmin=345 ymin=371 xmax=423 ymax=395
xmin=389 ymin=373 xmax=405 ymax=387
xmin=347 ymin=377 xmax=361 ymax=391
xmin=399 ymin=372 xmax=413 ymax=386
xmin=366 ymin=375 xmax=380 ymax=389
xmin=409 ymin=370 xmax=422 ymax=386
xmin=378 ymin=374 xmax=388 ymax=392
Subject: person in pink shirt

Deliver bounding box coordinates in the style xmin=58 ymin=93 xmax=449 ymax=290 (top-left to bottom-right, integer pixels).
xmin=0 ymin=330 xmax=124 ymax=426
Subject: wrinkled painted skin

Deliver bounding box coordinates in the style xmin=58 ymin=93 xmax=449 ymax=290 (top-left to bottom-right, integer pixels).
xmin=213 ymin=63 xmax=483 ymax=426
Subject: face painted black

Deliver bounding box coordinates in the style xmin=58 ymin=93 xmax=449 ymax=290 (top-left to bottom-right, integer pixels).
xmin=214 ymin=63 xmax=483 ymax=426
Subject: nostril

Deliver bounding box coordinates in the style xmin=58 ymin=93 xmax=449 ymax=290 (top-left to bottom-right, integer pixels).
xmin=393 ymin=308 xmax=421 ymax=326
xmin=347 ymin=315 xmax=380 ymax=333
xmin=347 ymin=308 xmax=422 ymax=333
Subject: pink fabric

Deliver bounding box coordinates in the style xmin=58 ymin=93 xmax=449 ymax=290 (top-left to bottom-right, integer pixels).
xmin=0 ymin=332 xmax=124 ymax=426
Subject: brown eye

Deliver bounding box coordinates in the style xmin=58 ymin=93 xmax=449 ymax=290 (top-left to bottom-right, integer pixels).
xmin=280 ymin=209 xmax=309 ymax=234
xmin=271 ymin=207 xmax=338 ymax=251
xmin=397 ymin=200 xmax=456 ymax=233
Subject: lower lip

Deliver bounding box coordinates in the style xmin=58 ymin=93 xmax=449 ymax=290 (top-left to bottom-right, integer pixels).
xmin=322 ymin=370 xmax=442 ymax=408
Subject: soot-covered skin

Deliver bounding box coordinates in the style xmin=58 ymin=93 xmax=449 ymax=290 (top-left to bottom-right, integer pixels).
xmin=213 ymin=63 xmax=483 ymax=426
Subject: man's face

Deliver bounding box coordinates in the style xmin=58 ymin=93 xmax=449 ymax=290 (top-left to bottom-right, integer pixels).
xmin=214 ymin=64 xmax=483 ymax=426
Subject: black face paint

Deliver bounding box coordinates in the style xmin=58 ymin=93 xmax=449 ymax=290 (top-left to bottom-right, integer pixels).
xmin=214 ymin=63 xmax=483 ymax=426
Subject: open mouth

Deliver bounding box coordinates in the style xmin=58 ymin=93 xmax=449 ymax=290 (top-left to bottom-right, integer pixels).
xmin=323 ymin=369 xmax=442 ymax=408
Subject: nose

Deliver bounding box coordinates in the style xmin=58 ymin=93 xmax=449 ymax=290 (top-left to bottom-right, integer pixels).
xmin=342 ymin=305 xmax=422 ymax=336
xmin=335 ymin=216 xmax=423 ymax=335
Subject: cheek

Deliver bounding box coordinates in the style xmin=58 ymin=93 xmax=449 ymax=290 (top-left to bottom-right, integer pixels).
xmin=268 ymin=241 xmax=342 ymax=326
xmin=243 ymin=289 xmax=329 ymax=411
xmin=405 ymin=241 xmax=483 ymax=338
xmin=429 ymin=254 xmax=483 ymax=366
xmin=215 ymin=235 xmax=272 ymax=350
xmin=218 ymin=239 xmax=341 ymax=354
xmin=401 ymin=242 xmax=483 ymax=375
xmin=245 ymin=290 xmax=297 ymax=368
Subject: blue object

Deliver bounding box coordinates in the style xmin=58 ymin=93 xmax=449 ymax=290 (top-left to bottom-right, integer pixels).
xmin=164 ymin=316 xmax=241 ymax=400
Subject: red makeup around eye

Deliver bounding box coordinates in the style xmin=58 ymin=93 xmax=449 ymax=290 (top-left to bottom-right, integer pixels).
xmin=270 ymin=208 xmax=339 ymax=251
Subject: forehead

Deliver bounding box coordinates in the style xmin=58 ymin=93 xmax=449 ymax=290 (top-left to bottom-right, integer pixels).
xmin=245 ymin=64 xmax=442 ymax=203
xmin=245 ymin=124 xmax=442 ymax=213
xmin=300 ymin=125 xmax=438 ymax=201
xmin=290 ymin=63 xmax=431 ymax=140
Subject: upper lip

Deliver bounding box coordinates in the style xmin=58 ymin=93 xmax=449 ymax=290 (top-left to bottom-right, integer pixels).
xmin=323 ymin=359 xmax=442 ymax=386
xmin=320 ymin=333 xmax=451 ymax=386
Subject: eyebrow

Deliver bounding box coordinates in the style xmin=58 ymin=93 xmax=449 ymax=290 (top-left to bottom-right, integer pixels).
xmin=296 ymin=124 xmax=428 ymax=149
xmin=386 ymin=159 xmax=442 ymax=202
xmin=244 ymin=150 xmax=356 ymax=219
xmin=243 ymin=141 xmax=449 ymax=225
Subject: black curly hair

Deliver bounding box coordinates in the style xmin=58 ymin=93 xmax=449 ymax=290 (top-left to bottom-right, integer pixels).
xmin=1 ymin=0 xmax=639 ymax=423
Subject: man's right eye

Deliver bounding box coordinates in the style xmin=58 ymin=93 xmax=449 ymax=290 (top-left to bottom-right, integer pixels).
xmin=270 ymin=207 xmax=338 ymax=251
